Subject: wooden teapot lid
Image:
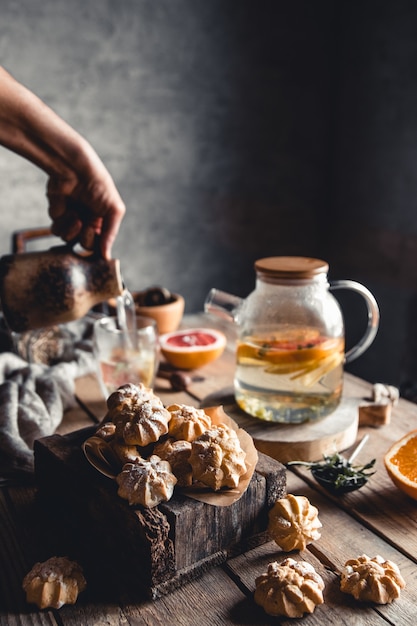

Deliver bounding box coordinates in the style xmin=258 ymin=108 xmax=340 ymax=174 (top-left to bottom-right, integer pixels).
xmin=255 ymin=256 xmax=329 ymax=280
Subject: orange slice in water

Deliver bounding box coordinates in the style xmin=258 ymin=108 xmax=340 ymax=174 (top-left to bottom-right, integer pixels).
xmin=159 ymin=328 xmax=226 ymax=370
xmin=384 ymin=429 xmax=417 ymax=500
xmin=237 ymin=333 xmax=343 ymax=368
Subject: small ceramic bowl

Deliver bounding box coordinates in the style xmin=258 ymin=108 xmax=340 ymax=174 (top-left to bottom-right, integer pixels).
xmin=133 ymin=291 xmax=185 ymax=334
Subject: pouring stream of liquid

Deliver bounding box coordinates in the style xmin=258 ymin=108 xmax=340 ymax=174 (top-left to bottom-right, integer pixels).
xmin=116 ymin=288 xmax=137 ymax=349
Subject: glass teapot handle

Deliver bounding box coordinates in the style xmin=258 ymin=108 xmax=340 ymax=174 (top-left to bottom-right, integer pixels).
xmin=204 ymin=288 xmax=243 ymax=322
xmin=330 ymin=279 xmax=380 ymax=364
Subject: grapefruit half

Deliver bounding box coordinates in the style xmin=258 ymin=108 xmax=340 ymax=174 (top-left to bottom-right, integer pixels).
xmin=159 ymin=328 xmax=226 ymax=370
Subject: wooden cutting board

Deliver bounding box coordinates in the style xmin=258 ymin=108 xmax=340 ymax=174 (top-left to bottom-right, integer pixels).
xmin=202 ymin=387 xmax=359 ymax=463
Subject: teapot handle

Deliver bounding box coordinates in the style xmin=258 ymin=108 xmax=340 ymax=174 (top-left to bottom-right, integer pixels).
xmin=330 ymin=280 xmax=380 ymax=363
xmin=50 ymin=236 xmax=103 ymax=260
xmin=204 ymin=288 xmax=244 ymax=322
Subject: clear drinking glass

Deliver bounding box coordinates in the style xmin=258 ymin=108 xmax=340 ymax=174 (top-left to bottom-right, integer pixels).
xmin=93 ymin=315 xmax=159 ymax=398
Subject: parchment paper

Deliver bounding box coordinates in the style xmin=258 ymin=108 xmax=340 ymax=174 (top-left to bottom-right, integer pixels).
xmin=84 ymin=405 xmax=258 ymax=507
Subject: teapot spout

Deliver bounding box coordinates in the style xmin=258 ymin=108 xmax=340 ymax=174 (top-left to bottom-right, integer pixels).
xmin=204 ymin=288 xmax=243 ymax=322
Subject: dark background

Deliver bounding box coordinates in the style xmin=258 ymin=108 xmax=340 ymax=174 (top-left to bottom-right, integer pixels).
xmin=1 ymin=0 xmax=417 ymax=391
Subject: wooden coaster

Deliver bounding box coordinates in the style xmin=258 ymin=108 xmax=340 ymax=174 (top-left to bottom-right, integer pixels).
xmin=201 ymin=387 xmax=359 ymax=464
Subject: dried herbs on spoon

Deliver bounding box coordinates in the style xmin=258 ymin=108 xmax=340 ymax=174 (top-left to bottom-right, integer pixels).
xmin=288 ymin=452 xmax=376 ymax=494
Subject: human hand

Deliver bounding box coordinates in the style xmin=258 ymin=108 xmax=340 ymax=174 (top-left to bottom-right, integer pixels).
xmin=47 ymin=159 xmax=125 ymax=260
xmin=0 ymin=66 xmax=126 ymax=257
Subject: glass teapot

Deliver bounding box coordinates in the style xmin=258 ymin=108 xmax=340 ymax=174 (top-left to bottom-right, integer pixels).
xmin=205 ymin=256 xmax=379 ymax=424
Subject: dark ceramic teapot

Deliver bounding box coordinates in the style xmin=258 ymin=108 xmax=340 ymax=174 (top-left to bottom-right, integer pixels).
xmin=0 ymin=244 xmax=123 ymax=332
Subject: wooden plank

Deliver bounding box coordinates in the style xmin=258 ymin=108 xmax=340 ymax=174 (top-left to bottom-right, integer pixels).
xmin=226 ymin=543 xmax=388 ymax=625
xmin=286 ymin=472 xmax=417 ymax=625
xmin=343 ymin=372 xmax=374 ymax=397
xmin=0 ymin=488 xmax=58 ymax=624
xmin=2 ymin=483 xmax=157 ymax=625
xmin=288 ymin=396 xmax=417 ymax=564
xmin=55 ymin=404 xmax=97 ymax=435
xmin=153 ymin=385 xmax=199 ymax=409
xmin=225 ymin=471 xmax=416 ymax=625
xmin=120 ymin=567 xmax=250 ymax=626
xmin=48 ymin=604 xmax=126 ymax=626
xmin=3 ymin=318 xmax=415 ymax=625
xmin=74 ymin=372 xmax=108 ymax=422
xmin=0 ymin=490 xmax=31 ymax=613
xmin=186 ymin=347 xmax=235 ymax=401
xmin=3 ymin=485 xmax=133 ymax=624
xmin=174 ymin=312 xmax=237 ymax=401
xmin=0 ymin=611 xmax=58 ymax=626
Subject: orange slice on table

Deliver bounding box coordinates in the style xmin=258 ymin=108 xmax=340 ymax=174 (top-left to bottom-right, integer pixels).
xmin=384 ymin=429 xmax=417 ymax=501
xmin=159 ymin=328 xmax=226 ymax=370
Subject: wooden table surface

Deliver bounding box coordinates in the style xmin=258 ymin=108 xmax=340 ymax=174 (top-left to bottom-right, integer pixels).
xmin=1 ymin=319 xmax=417 ymax=625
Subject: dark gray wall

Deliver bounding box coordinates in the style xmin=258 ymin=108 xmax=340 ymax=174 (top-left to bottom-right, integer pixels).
xmin=0 ymin=0 xmax=331 ymax=296
xmin=1 ymin=0 xmax=417 ymax=391
xmin=323 ymin=2 xmax=417 ymax=392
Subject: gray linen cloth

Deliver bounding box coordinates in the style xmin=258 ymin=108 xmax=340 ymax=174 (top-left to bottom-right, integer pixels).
xmin=0 ymin=321 xmax=95 ymax=478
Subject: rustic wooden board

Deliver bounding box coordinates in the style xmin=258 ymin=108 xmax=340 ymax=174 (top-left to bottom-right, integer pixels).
xmin=201 ymin=387 xmax=359 ymax=463
xmin=33 ymin=427 xmax=286 ymax=599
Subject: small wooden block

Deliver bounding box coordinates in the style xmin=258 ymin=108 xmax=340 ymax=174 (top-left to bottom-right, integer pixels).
xmin=202 ymin=387 xmax=359 ymax=463
xmin=358 ymin=402 xmax=392 ymax=427
xmin=34 ymin=427 xmax=286 ymax=599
